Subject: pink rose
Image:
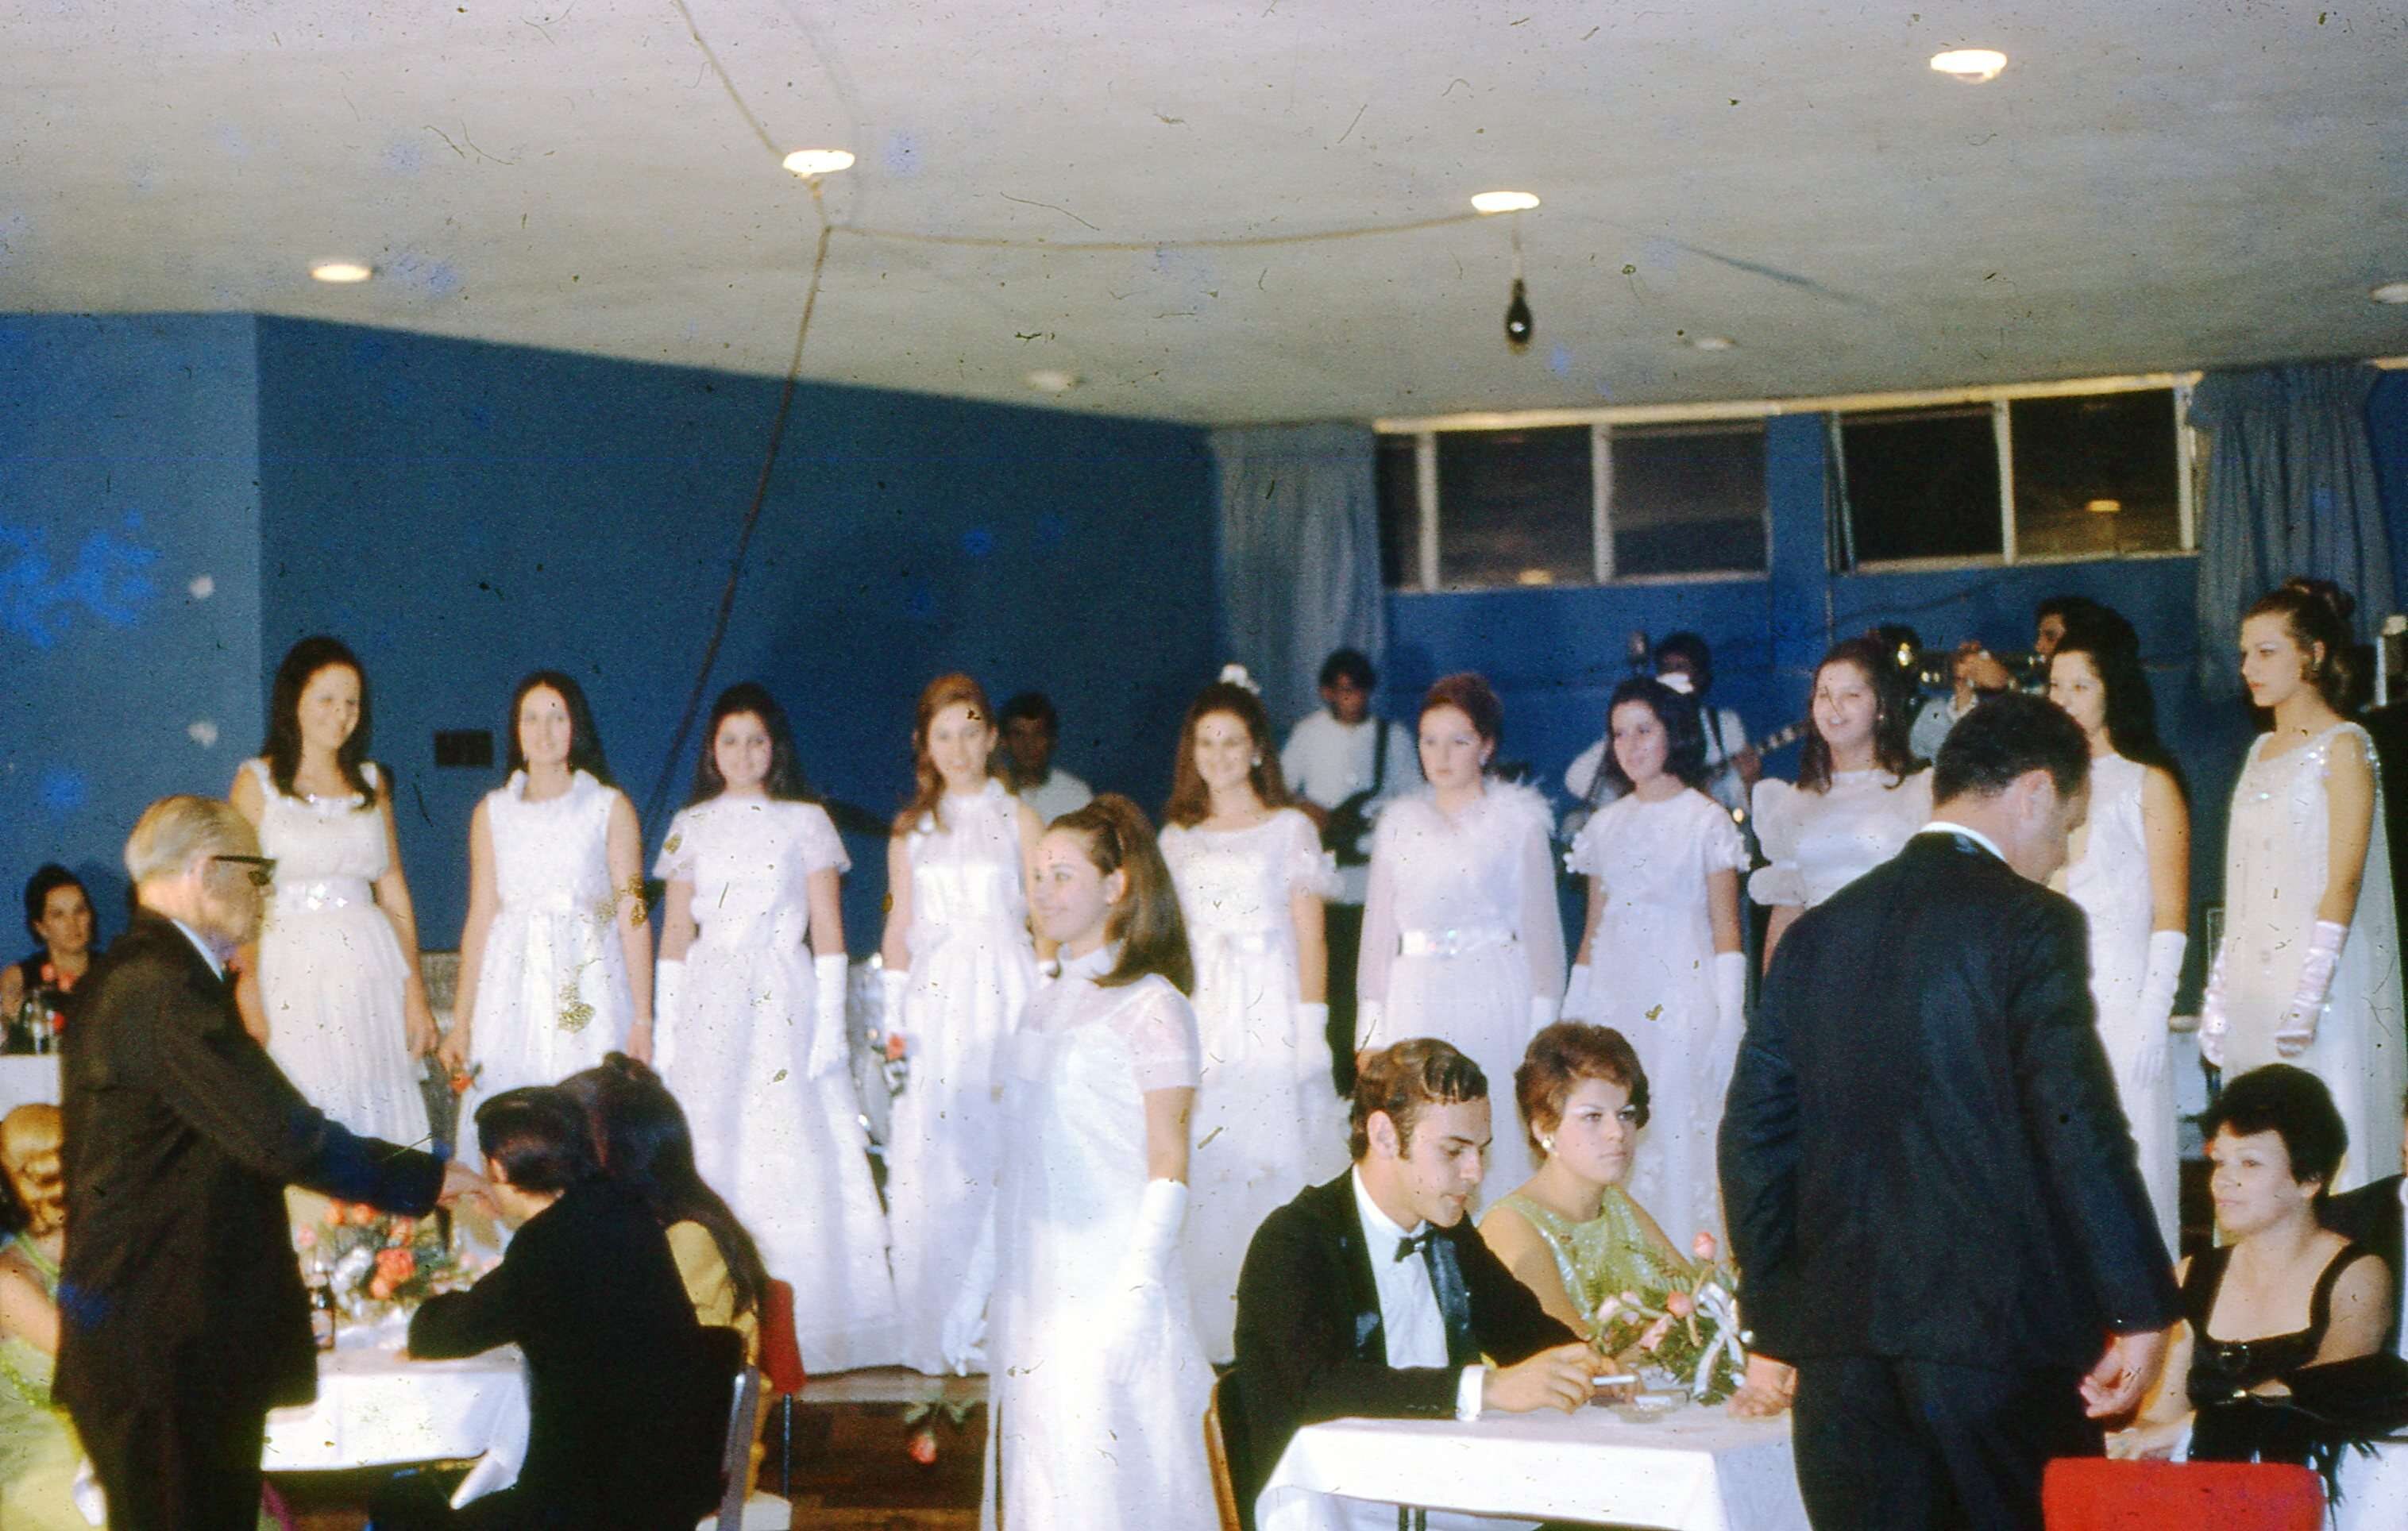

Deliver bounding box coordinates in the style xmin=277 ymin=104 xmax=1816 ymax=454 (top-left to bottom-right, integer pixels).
xmin=369 ymin=1275 xmax=395 ymax=1302
xmin=885 ymin=1032 xmax=909 ymax=1063
xmin=375 ymin=1248 xmax=417 ymax=1285
xmin=1692 ymin=1232 xmax=1718 ymax=1261
xmin=1638 ymin=1314 xmax=1675 ymax=1352
xmin=908 ymin=1426 xmax=939 ymax=1466
xmin=323 ymin=1202 xmax=346 ymax=1228
xmin=1665 ymin=1291 xmax=1695 ymax=1319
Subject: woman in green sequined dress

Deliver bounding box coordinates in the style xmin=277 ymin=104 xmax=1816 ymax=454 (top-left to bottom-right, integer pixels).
xmin=1 ymin=1104 xmax=86 ymax=1531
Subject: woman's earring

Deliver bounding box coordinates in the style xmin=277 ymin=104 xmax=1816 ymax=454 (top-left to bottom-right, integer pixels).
xmin=1252 ymin=755 xmax=1263 ymax=768
xmin=1539 ymin=1135 xmax=1555 ymax=1155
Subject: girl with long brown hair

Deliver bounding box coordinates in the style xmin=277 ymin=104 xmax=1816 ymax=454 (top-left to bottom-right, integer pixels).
xmin=1157 ymin=670 xmax=1340 ymax=1360
xmin=878 ymin=673 xmax=1044 ymax=1373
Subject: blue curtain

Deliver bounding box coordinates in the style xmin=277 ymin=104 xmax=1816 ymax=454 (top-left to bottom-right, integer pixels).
xmin=1208 ymin=423 xmax=1385 ymax=733
xmin=2192 ymin=362 xmax=2392 ymax=694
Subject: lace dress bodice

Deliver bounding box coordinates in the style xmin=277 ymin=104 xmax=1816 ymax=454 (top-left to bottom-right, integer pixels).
xmin=1749 ymin=768 xmax=1934 ymax=909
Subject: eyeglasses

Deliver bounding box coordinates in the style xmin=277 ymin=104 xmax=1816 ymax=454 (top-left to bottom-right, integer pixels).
xmin=210 ymin=854 xmax=277 ymax=888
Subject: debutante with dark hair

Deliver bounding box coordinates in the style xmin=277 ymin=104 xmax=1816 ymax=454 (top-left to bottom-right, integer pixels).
xmin=229 ymin=635 xmax=437 ymax=1143
xmin=2201 ymin=580 xmax=2404 ymax=1191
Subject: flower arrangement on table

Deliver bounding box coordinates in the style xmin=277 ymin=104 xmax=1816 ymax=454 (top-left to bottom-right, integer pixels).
xmin=1590 ymin=1232 xmax=1750 ymax=1406
xmin=295 ymin=1200 xmax=465 ymax=1321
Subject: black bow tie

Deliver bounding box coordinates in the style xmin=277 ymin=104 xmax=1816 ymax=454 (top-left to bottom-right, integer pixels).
xmin=1395 ymin=1230 xmax=1435 ymax=1262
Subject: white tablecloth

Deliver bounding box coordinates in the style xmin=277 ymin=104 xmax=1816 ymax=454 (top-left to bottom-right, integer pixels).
xmin=1258 ymin=1403 xmax=1808 ymax=1531
xmin=264 ymin=1340 xmax=529 ymax=1505
xmin=0 ymin=1054 xmax=61 ymax=1115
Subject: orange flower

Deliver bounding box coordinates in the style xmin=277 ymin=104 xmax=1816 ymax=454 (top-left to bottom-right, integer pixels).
xmin=909 ymin=1427 xmax=939 ymax=1466
xmin=347 ymin=1203 xmax=380 ymax=1227
xmin=368 ymin=1275 xmax=395 ymax=1302
xmin=323 ymin=1202 xmax=347 ymax=1228
xmin=375 ymin=1248 xmax=417 ymax=1285
xmin=884 ymin=1032 xmax=908 ymax=1063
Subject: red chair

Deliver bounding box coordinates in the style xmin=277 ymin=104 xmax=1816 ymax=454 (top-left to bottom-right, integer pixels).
xmin=2041 ymin=1458 xmax=2325 ymax=1530
xmin=759 ymin=1278 xmax=808 ymax=1495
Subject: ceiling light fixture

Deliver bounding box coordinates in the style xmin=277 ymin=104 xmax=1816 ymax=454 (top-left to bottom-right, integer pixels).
xmin=1929 ymin=48 xmax=2009 ymax=83
xmin=1025 ymin=369 xmax=1082 ymax=394
xmin=1471 ymin=191 xmax=1542 ymax=214
xmin=2086 ymin=499 xmax=2123 ymax=515
xmin=309 ymin=260 xmax=373 ymax=284
xmin=1687 ymin=335 xmax=1737 ymax=352
xmin=782 ymin=148 xmax=856 ymax=178
xmin=2372 ymin=280 xmax=2408 ymax=305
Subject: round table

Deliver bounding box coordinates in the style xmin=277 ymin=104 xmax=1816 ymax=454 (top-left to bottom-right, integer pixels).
xmin=263 ymin=1332 xmax=529 ymax=1506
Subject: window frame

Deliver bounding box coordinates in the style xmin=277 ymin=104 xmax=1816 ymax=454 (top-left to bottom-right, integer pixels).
xmin=1373 ymin=370 xmax=2202 ymax=591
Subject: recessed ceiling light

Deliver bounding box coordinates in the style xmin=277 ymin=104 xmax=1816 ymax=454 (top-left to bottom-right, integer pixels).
xmin=1687 ymin=335 xmax=1738 ymax=352
xmin=1471 ymin=191 xmax=1542 ymax=214
xmin=1514 ymin=568 xmax=1556 ymax=587
xmin=2372 ymin=280 xmax=2408 ymax=305
xmin=1929 ymin=48 xmax=2008 ymax=83
xmin=310 ymin=260 xmax=373 ymax=284
xmin=1025 ymin=369 xmax=1082 ymax=394
xmin=782 ymin=148 xmax=856 ymax=178
xmin=2086 ymin=499 xmax=2123 ymax=515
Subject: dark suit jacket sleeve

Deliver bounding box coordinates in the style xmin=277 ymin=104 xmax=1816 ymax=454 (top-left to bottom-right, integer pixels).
xmin=134 ymin=955 xmax=444 ymax=1214
xmin=409 ymin=1219 xmax=537 ymax=1359
xmin=1718 ymin=930 xmax=1804 ymax=1359
xmin=2009 ymin=899 xmax=2182 ymax=1334
xmin=1459 ymin=1223 xmax=1579 ymax=1362
xmin=1234 ymin=1200 xmax=1461 ymax=1433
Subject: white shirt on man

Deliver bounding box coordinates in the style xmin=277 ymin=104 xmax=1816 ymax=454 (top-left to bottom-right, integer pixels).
xmin=1016 ymin=767 xmax=1093 ymax=827
xmin=1283 ymin=712 xmax=1415 ymax=905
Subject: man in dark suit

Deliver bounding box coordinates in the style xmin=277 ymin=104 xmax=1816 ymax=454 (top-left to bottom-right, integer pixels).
xmin=2322 ymin=1089 xmax=2408 ymax=1355
xmin=1720 ymin=693 xmax=2182 ymax=1531
xmin=1233 ymin=1039 xmax=1593 ymax=1530
xmin=56 ymin=795 xmax=473 ymax=1531
xmin=376 ymin=1086 xmax=732 ymax=1529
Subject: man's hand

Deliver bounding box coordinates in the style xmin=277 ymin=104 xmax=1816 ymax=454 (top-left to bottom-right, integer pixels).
xmin=1481 ymin=1343 xmax=1596 ymax=1415
xmin=2081 ymin=1328 xmax=2169 ymax=1419
xmin=1727 ymin=1353 xmax=1797 ymax=1418
xmin=438 ymin=1159 xmax=490 ymax=1209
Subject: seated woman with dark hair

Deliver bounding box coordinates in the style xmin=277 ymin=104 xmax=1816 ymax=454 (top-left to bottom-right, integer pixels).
xmin=2111 ymin=1064 xmax=2408 ymax=1491
xmin=1 ymin=866 xmax=94 ymax=1048
xmin=559 ymin=1054 xmax=771 ymax=1361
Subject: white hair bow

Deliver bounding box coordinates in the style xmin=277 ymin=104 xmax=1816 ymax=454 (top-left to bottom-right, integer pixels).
xmin=1218 ymin=663 xmax=1261 ymax=695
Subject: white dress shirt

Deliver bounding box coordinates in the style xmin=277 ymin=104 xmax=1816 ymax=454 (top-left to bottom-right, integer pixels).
xmin=171 ymin=917 xmax=227 ymax=979
xmin=1348 ymin=1168 xmax=1485 ymax=1420
xmin=1283 ymin=712 xmax=1416 ymax=905
xmin=1017 ymin=767 xmax=1094 ymax=827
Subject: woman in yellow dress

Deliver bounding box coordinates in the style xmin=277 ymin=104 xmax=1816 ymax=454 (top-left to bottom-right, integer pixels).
xmin=1 ymin=1104 xmax=86 ymax=1531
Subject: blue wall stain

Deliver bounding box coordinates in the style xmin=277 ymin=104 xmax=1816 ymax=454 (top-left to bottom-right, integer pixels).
xmin=38 ymin=767 xmax=87 ymax=816
xmin=382 ymin=139 xmax=428 ymax=175
xmin=1033 ymin=511 xmax=1067 ymax=550
xmin=882 ymin=129 xmax=922 ymax=178
xmin=1546 ymin=342 xmax=1575 ymax=378
xmin=0 ymin=522 xmax=161 ymax=646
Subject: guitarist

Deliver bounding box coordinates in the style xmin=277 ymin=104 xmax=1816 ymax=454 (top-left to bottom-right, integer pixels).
xmin=1281 ymin=649 xmax=1416 ymax=1097
xmin=1565 ymin=633 xmax=1759 ymax=819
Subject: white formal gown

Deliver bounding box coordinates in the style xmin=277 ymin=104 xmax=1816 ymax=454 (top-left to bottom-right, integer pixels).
xmin=2061 ymin=752 xmax=2179 ymax=1247
xmin=249 ymin=759 xmax=431 ymax=1146
xmin=1749 ymin=767 xmax=1935 ymax=911
xmin=1357 ymin=781 xmax=1567 ymax=1205
xmin=985 ymin=947 xmax=1216 ymax=1531
xmin=654 ymin=796 xmax=901 ymax=1371
xmin=2217 ymin=723 xmax=2406 ymax=1191
xmin=1565 ymin=788 xmax=1746 ymax=1248
xmin=1160 ymin=808 xmax=1346 ymax=1361
xmin=886 ymin=780 xmax=1040 ymax=1374
xmin=458 ymin=769 xmax=634 ymax=1136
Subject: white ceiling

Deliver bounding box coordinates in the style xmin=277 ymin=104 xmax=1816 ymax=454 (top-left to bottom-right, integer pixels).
xmin=6 ymin=1 xmax=2405 ymax=424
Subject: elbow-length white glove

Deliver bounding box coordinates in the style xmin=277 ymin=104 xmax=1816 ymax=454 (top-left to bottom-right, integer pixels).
xmin=1105 ymin=1179 xmax=1189 ymax=1382
xmin=2275 ymin=920 xmax=2348 ymax=1058
xmin=808 ymin=954 xmax=850 ymax=1078
xmin=941 ymin=1209 xmax=998 ymax=1376
xmin=2132 ymin=931 xmax=2186 ymax=1089
xmin=651 ymin=959 xmax=685 ymax=1076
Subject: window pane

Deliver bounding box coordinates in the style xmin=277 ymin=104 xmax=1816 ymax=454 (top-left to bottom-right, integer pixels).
xmin=1374 ymin=432 xmax=1422 ymax=588
xmin=2011 ymin=391 xmax=2181 ymax=558
xmin=1435 ymin=426 xmax=1593 ymax=588
xmin=1608 ymin=422 xmax=1767 ymax=577
xmin=1840 ymin=405 xmax=2002 ymax=564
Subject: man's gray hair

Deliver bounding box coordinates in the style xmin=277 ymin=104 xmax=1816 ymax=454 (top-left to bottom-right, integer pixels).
xmin=124 ymin=795 xmax=257 ymax=886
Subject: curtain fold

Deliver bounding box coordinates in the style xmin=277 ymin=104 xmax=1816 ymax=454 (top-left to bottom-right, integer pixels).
xmin=2192 ymin=362 xmax=2391 ymax=694
xmin=1208 ymin=423 xmax=1385 ymax=732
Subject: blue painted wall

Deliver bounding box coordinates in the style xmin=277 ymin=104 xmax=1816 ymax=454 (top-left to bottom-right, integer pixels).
xmin=1 ymin=314 xmax=264 ymax=940
xmin=253 ymin=319 xmax=1218 ymax=947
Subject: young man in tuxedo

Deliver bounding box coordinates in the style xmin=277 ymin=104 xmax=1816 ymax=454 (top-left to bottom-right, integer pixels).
xmin=1721 ymin=692 xmax=2182 ymax=1531
xmin=1233 ymin=1039 xmax=1594 ymax=1530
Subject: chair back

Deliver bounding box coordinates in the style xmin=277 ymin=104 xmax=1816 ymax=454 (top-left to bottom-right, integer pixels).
xmin=2041 ymin=1458 xmax=2325 ymax=1530
xmin=760 ymin=1278 xmax=807 ymax=1398
xmin=716 ymin=1362 xmax=765 ymax=1531
xmin=1203 ymin=1371 xmax=1253 ymax=1531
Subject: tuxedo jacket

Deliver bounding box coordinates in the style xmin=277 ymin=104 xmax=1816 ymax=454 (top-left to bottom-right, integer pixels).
xmin=1230 ymin=1170 xmax=1575 ymax=1513
xmin=2323 ymin=1174 xmax=2406 ymax=1353
xmin=409 ymin=1178 xmax=731 ymax=1527
xmin=1719 ymin=831 xmax=2182 ymax=1371
xmin=56 ymin=911 xmax=446 ymax=1417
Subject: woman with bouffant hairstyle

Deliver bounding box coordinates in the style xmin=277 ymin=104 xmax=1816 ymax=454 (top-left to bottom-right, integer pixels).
xmin=879 ymin=672 xmax=1043 ymax=1374
xmin=2202 ymin=579 xmax=2404 ymax=1191
xmin=946 ymin=792 xmax=1215 ymax=1528
xmin=2 ymin=1104 xmax=90 ymax=1529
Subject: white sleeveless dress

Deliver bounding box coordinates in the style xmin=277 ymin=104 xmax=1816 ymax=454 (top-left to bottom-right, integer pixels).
xmin=655 ymin=796 xmax=901 ymax=1371
xmin=886 ymin=781 xmax=1040 ymax=1374
xmin=2217 ymin=723 xmax=2406 ymax=1191
xmin=2062 ymin=752 xmax=2178 ymax=1246
xmin=249 ymin=759 xmax=431 ymax=1145
xmin=1356 ymin=781 xmax=1568 ymax=1206
xmin=1160 ymin=808 xmax=1345 ymax=1362
xmin=458 ymin=769 xmax=634 ymax=1136
xmin=984 ymin=947 xmax=1216 ymax=1531
xmin=1565 ymin=787 xmax=1747 ymax=1248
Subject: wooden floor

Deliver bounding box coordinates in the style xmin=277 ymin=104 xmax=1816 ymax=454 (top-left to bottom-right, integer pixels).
xmin=273 ymin=1369 xmax=988 ymax=1530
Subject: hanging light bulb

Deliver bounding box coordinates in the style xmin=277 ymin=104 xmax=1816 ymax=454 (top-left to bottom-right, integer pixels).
xmin=1503 ymin=216 xmax=1534 ymax=349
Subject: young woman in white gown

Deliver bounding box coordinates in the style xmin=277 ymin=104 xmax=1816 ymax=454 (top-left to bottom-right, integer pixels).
xmin=879 ymin=673 xmax=1044 ymax=1374
xmin=2048 ymin=616 xmax=2189 ymax=1247
xmin=1356 ymin=672 xmax=1565 ymax=1205
xmin=439 ymin=671 xmax=651 ymax=1139
xmin=653 ymin=682 xmax=901 ymax=1371
xmin=1558 ymin=677 xmax=1746 ymax=1247
xmin=1157 ymin=672 xmax=1341 ymax=1361
xmin=1751 ymin=636 xmax=1934 ymax=969
xmin=944 ymin=794 xmax=1215 ymax=1531
xmin=2202 ymin=580 xmax=2405 ymax=1191
xmin=230 ymin=637 xmax=434 ymax=1145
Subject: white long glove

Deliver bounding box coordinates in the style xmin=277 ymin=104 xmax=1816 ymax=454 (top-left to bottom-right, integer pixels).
xmin=1106 ymin=1178 xmax=1190 ymax=1382
xmin=1711 ymin=951 xmax=1749 ymax=1058
xmin=2132 ymin=931 xmax=2186 ymax=1089
xmin=651 ymin=959 xmax=685 ymax=1076
xmin=808 ymin=954 xmax=850 ymax=1078
xmin=2198 ymin=944 xmax=2230 ymax=1070
xmin=941 ymin=1208 xmax=998 ymax=1376
xmin=1529 ymin=992 xmax=1560 ymax=1036
xmin=2276 ymin=920 xmax=2348 ymax=1058
xmin=1297 ymin=1001 xmax=1330 ymax=1074
xmin=1561 ymin=963 xmax=1596 ymax=1022
xmin=879 ymin=965 xmax=909 ymax=1055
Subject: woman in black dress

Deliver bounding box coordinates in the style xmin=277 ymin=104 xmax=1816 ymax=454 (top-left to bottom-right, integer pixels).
xmin=1 ymin=867 xmax=93 ymax=1050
